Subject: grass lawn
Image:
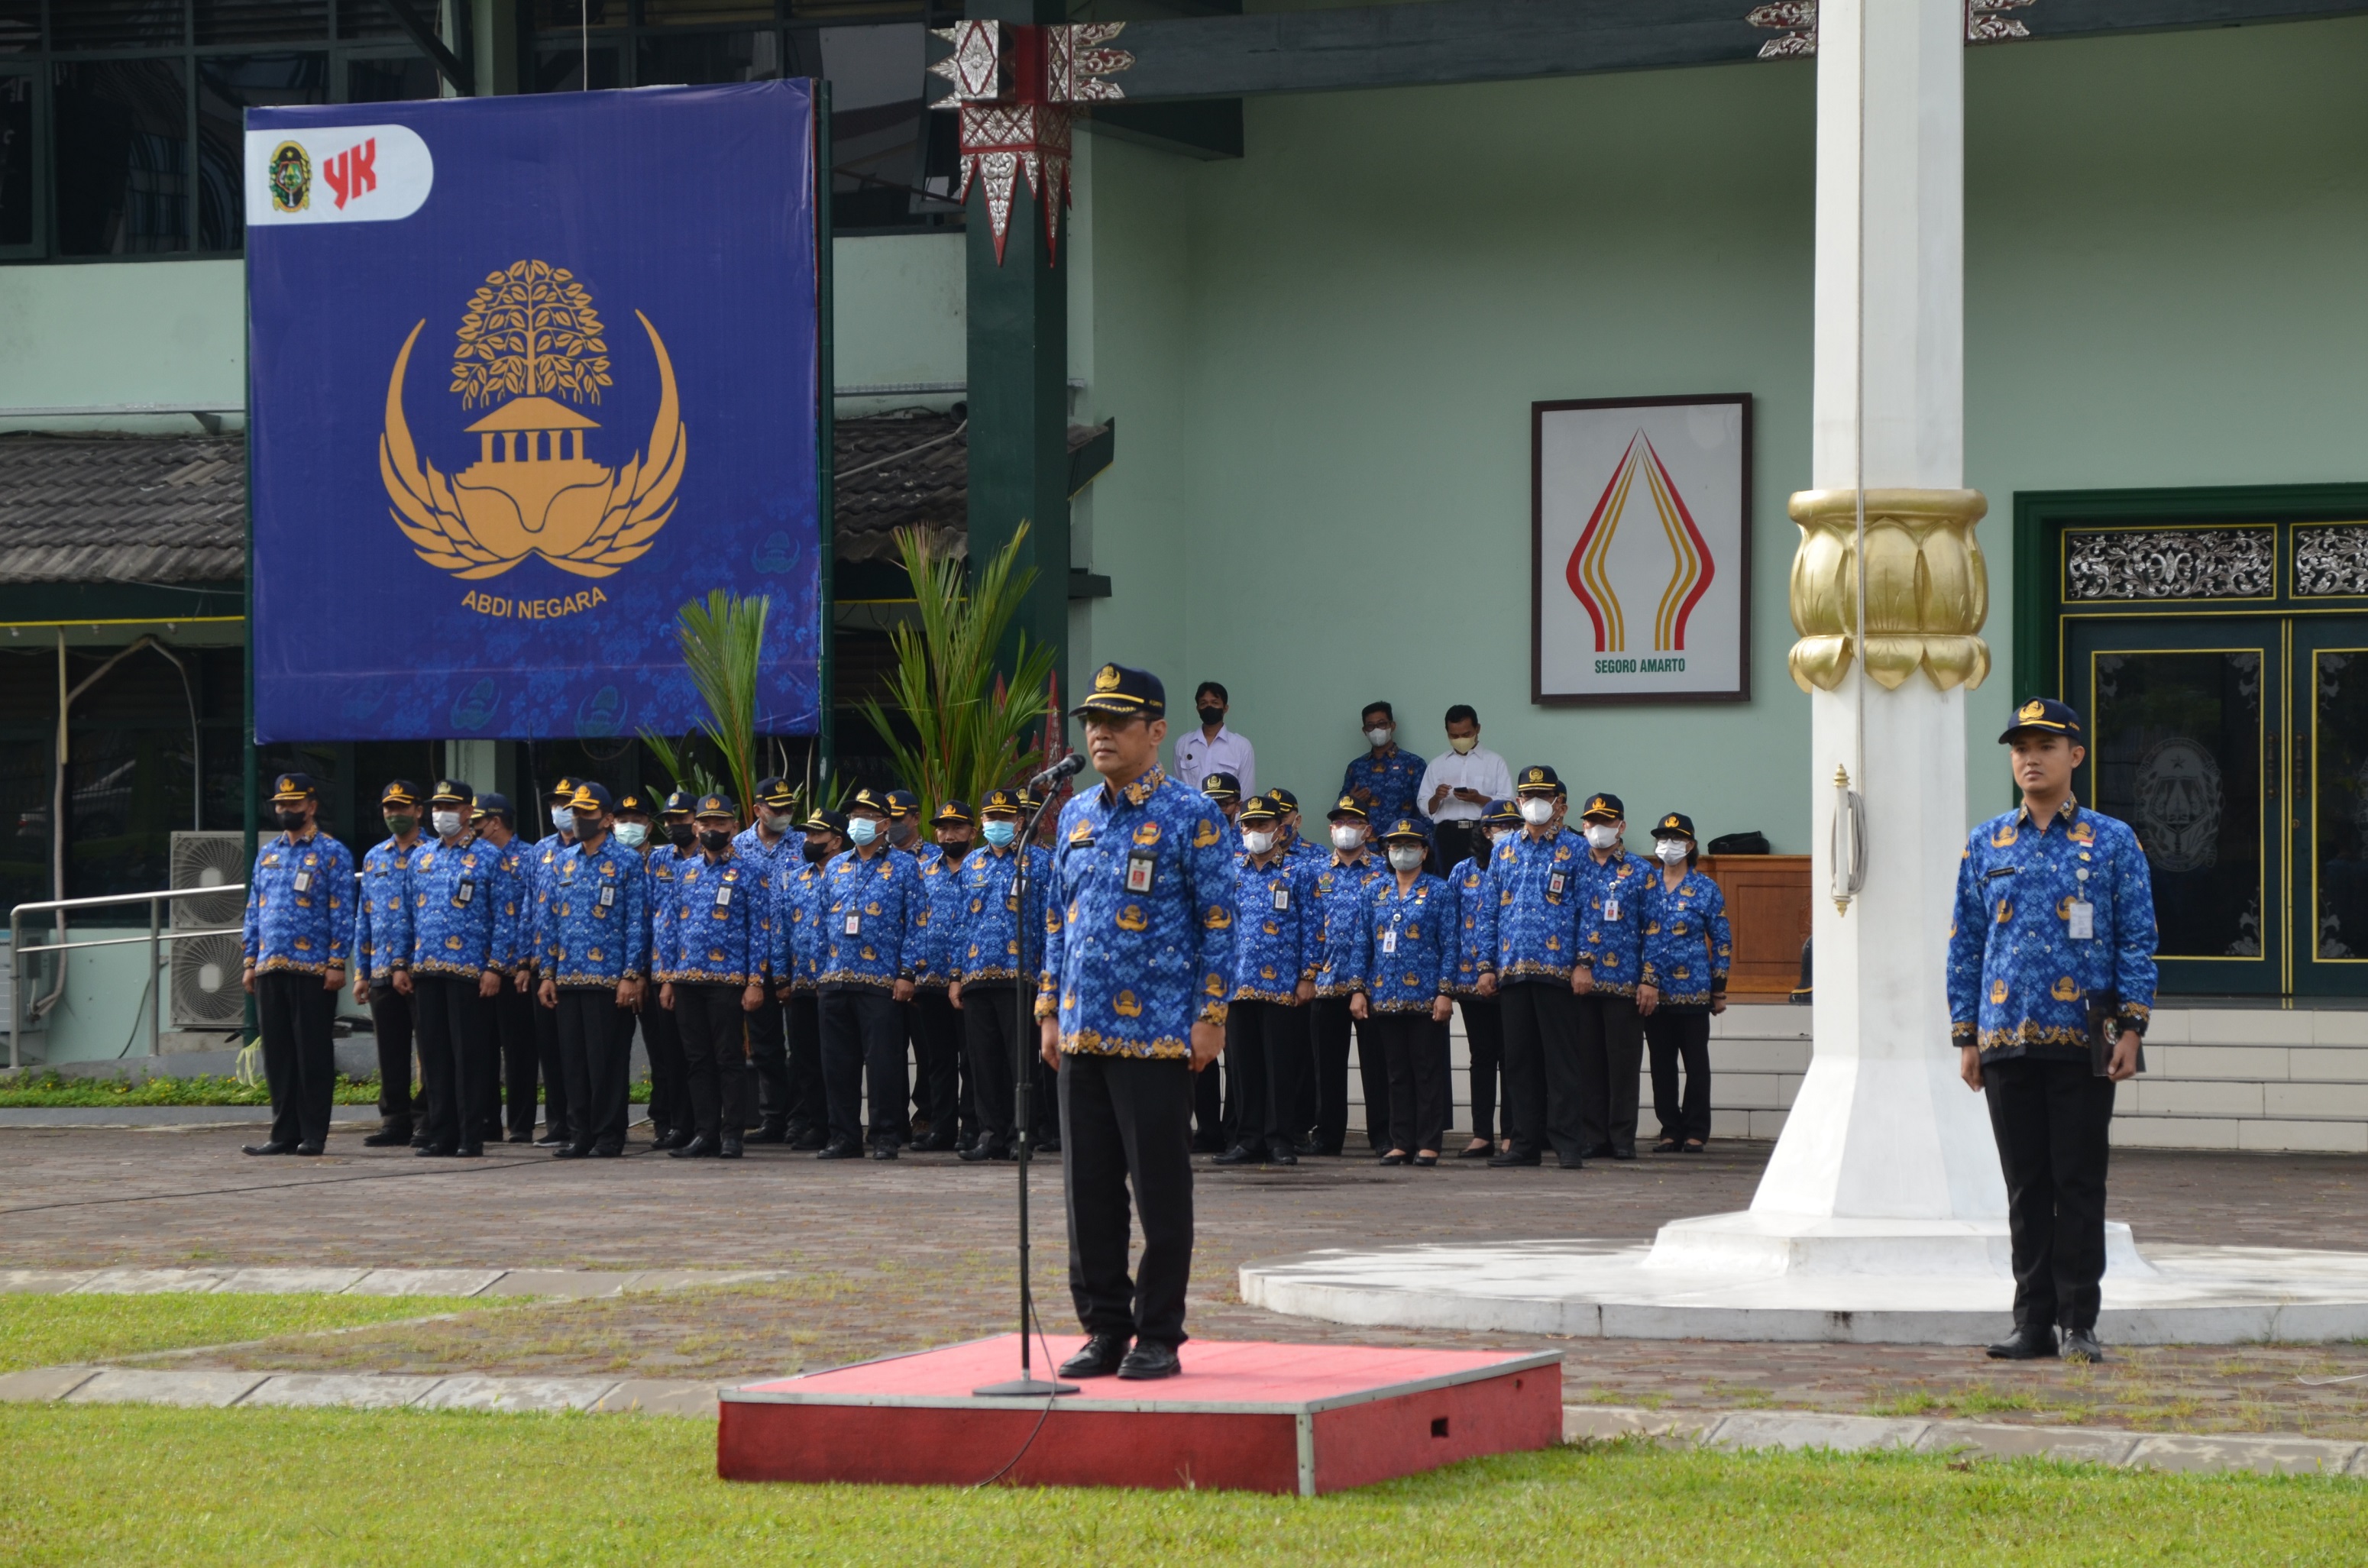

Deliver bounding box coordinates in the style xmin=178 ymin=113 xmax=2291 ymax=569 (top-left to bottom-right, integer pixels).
xmin=2 ymin=1405 xmax=2362 ymax=1566
xmin=0 ymin=1293 xmax=515 ymax=1373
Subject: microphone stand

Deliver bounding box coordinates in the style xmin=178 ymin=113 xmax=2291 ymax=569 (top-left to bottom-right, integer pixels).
xmin=973 ymin=781 xmax=1077 ymax=1398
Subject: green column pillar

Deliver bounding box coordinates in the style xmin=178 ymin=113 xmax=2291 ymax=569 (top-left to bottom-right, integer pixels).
xmin=964 ymin=4 xmax=1072 ymax=723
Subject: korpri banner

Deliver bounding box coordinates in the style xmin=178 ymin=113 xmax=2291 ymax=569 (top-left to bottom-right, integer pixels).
xmin=247 ymin=84 xmax=820 ymax=743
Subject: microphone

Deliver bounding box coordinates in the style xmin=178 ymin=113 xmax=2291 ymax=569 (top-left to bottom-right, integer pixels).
xmin=1029 ymin=753 xmax=1085 ymax=791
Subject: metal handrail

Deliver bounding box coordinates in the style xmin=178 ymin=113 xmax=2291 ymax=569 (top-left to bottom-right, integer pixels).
xmin=7 ymin=884 xmax=251 ymax=1072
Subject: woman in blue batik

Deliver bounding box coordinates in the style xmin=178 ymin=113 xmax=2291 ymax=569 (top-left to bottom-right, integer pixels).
xmin=1348 ymin=818 xmax=1456 ymax=1166
xmin=1638 ymin=811 xmax=1730 ymax=1153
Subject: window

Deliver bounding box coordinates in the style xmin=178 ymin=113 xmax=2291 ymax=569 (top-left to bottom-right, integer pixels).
xmin=1 ymin=1 xmax=446 ymax=260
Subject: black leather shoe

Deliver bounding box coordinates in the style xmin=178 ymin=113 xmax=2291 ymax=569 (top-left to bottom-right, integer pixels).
xmin=1378 ymin=1151 xmax=1408 ymax=1166
xmin=1457 ymin=1142 xmax=1495 ymax=1159
xmin=1292 ymin=1137 xmax=1321 ymax=1157
xmin=959 ymin=1138 xmax=1005 ymax=1163
xmin=1213 ymin=1144 xmax=1260 ymax=1166
xmin=362 ymin=1127 xmax=411 ymax=1148
xmin=534 ymin=1130 xmax=568 ymax=1146
xmin=1117 ymin=1343 xmax=1182 ymax=1381
xmin=743 ymin=1122 xmax=788 ymax=1146
xmin=591 ymin=1144 xmax=623 ymax=1159
xmin=791 ymin=1127 xmax=829 ymax=1152
xmin=1266 ymin=1147 xmax=1297 ymax=1165
xmin=415 ymin=1143 xmax=454 ymax=1158
xmin=551 ymin=1143 xmax=590 ymax=1159
xmin=296 ymin=1141 xmax=325 ymax=1156
xmin=2061 ymin=1329 xmax=2104 ymax=1364
xmin=409 ymin=1133 xmax=431 ymax=1149
xmin=1611 ymin=1146 xmax=1638 ymax=1162
xmin=1488 ymin=1149 xmax=1541 ymax=1168
xmin=816 ymin=1138 xmax=863 ymax=1160
xmin=1558 ymin=1156 xmax=1587 ymax=1171
xmin=242 ymin=1140 xmax=298 ymax=1156
xmin=870 ymin=1141 xmax=900 ymax=1161
xmin=1057 ymin=1334 xmax=1130 ymax=1379
xmin=912 ymin=1130 xmax=959 ymax=1153
xmin=1578 ymin=1144 xmax=1615 ymax=1161
xmin=506 ymin=1131 xmax=534 ymax=1144
xmin=669 ymin=1134 xmax=717 ymax=1159
xmin=455 ymin=1142 xmax=484 ymax=1158
xmin=1986 ymin=1328 xmax=2059 ymax=1360
xmin=718 ymin=1136 xmax=743 ymax=1159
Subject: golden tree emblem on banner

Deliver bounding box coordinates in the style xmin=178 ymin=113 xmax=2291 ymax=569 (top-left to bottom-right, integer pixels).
xmin=449 ymin=260 xmax=613 ymax=409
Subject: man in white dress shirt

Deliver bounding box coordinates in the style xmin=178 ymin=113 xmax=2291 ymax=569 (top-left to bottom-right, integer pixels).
xmin=1172 ymin=681 xmax=1256 ymax=801
xmin=1419 ymin=705 xmax=1514 ymax=874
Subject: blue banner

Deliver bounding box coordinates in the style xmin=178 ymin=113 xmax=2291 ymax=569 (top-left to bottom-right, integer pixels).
xmin=247 ymin=84 xmax=820 ymax=743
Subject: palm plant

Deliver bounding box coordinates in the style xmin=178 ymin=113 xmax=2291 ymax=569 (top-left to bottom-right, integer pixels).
xmin=648 ymin=589 xmax=768 ymax=819
xmin=858 ymin=522 xmax=1057 ymax=823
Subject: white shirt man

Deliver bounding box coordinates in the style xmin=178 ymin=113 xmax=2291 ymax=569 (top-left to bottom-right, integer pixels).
xmin=1418 ymin=708 xmax=1513 ymax=824
xmin=1171 ymin=681 xmax=1256 ymax=800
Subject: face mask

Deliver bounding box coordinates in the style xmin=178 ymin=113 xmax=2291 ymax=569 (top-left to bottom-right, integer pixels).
xmin=573 ymin=814 xmax=603 ymax=842
xmin=848 ymin=816 xmax=880 ymax=847
xmin=1242 ymin=829 xmax=1276 ymax=855
xmin=891 ymin=821 xmax=917 ymax=845
xmin=1198 ymin=706 xmax=1224 ymax=728
xmin=1365 ymin=726 xmax=1393 ymax=748
xmin=1330 ymin=825 xmax=1364 ymax=852
xmin=1450 ymin=736 xmax=1477 ymax=755
xmin=431 ymin=811 xmax=464 ymax=839
xmin=698 ymin=828 xmax=732 ymax=853
xmin=982 ymin=820 xmax=1017 ymax=847
xmin=803 ymin=839 xmax=836 ymax=864
xmin=1518 ymin=799 xmax=1554 ymax=826
xmin=666 ymin=822 xmax=697 ymax=849
xmin=383 ymin=814 xmax=416 ymax=837
xmin=552 ymin=806 xmax=574 ymax=835
xmin=1655 ymin=839 xmax=1690 ymax=865
xmin=614 ymin=822 xmax=647 ymax=849
xmin=1387 ymin=846 xmax=1425 ymax=872
xmin=1585 ymin=823 xmax=1621 ymax=851
xmin=759 ymin=808 xmax=788 ymax=832
xmin=275 ymin=809 xmax=307 ymax=832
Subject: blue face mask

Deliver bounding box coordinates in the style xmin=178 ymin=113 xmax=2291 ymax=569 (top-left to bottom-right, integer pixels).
xmin=847 ymin=816 xmax=880 ymax=846
xmin=982 ymin=820 xmax=1017 ymax=847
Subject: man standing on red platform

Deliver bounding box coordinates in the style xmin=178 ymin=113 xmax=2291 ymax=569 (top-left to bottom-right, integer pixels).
xmin=1037 ymin=664 xmax=1235 ymax=1382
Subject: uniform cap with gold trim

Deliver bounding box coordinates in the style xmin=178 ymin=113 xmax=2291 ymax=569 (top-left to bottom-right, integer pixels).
xmin=470 ymin=791 xmax=512 ymax=823
xmin=1580 ymin=792 xmax=1625 ymax=823
xmin=1480 ymin=797 xmax=1522 ymax=826
xmin=982 ymin=788 xmax=1025 ymax=815
xmin=1071 ymin=662 xmax=1166 ymax=719
xmin=1268 ymin=787 xmax=1299 ymax=812
xmin=379 ymin=779 xmax=422 ymax=810
xmin=662 ymin=789 xmax=697 ymax=818
xmin=1326 ymin=793 xmax=1370 ymax=823
xmin=1998 ymin=697 xmax=2082 ymax=743
xmin=1514 ymin=764 xmax=1562 ymax=797
xmin=886 ymin=789 xmax=919 ymax=821
xmin=694 ymin=793 xmax=737 ymax=820
xmin=934 ymin=798 xmax=975 ymax=826
xmin=1652 ymin=811 xmax=1697 ymax=840
xmin=429 ymin=778 xmax=472 ymax=807
xmin=542 ymin=776 xmax=580 ymax=804
xmin=1199 ymin=771 xmax=1241 ymax=802
xmin=802 ymin=807 xmax=848 ymax=837
xmin=1237 ymin=793 xmax=1281 ymax=825
xmin=755 ymin=775 xmax=797 ymax=810
xmin=567 ymin=781 xmax=613 ymax=813
xmin=848 ymin=787 xmax=891 ymax=816
xmin=270 ymin=771 xmax=319 ymax=804
xmin=615 ymin=790 xmax=654 ymax=816
xmin=1380 ymin=816 xmax=1430 ymax=844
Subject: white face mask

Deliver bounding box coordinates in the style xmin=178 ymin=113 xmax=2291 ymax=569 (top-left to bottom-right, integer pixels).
xmin=615 ymin=822 xmax=648 ymax=849
xmin=1330 ymin=824 xmax=1365 ymax=852
xmin=431 ymin=810 xmax=464 ymax=839
xmin=1585 ymin=823 xmax=1622 ymax=851
xmin=1364 ymin=726 xmax=1393 ymax=748
xmin=1386 ymin=845 xmax=1425 ymax=872
xmin=1242 ymin=829 xmax=1276 ymax=855
xmin=1449 ymin=735 xmax=1477 ymax=755
xmin=551 ymin=806 xmax=574 ymax=834
xmin=1655 ymin=839 xmax=1690 ymax=865
xmin=1518 ymin=798 xmax=1554 ymax=826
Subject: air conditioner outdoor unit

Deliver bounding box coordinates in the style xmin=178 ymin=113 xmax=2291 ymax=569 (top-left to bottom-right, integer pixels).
xmin=169 ymin=831 xmax=249 ymax=1030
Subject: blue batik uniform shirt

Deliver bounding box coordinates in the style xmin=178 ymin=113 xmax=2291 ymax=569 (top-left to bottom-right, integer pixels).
xmin=1230 ymin=852 xmax=1313 ymax=1004
xmin=1036 ymin=767 xmax=1236 ymax=1059
xmin=644 ymin=842 xmax=688 ymax=983
xmin=817 ymin=845 xmax=925 ymax=991
xmin=1444 ymin=853 xmax=1495 ymax=997
xmin=1576 ymin=848 xmax=1656 ymax=997
xmin=953 ymin=842 xmax=1051 ymax=986
xmin=481 ymin=836 xmax=534 ymax=973
xmin=244 ymin=827 xmax=355 ymax=977
xmin=526 ymin=831 xmax=575 ymax=972
xmin=539 ymin=835 xmax=649 ymax=988
xmin=409 ymin=836 xmax=501 ymax=977
xmin=1340 ymin=747 xmax=1428 ymax=827
xmin=1351 ymin=872 xmax=1454 ymax=1011
xmin=1310 ymin=852 xmax=1391 ymax=997
xmin=771 ymin=858 xmax=829 ymax=991
xmin=1640 ymin=867 xmax=1732 ymax=1009
xmin=914 ymin=848 xmax=969 ymax=989
xmin=349 ymin=836 xmax=417 ymax=984
xmin=731 ymin=822 xmax=805 ymax=890
xmin=1948 ymin=799 xmax=2157 ymax=1062
xmin=670 ymin=847 xmax=769 ymax=987
xmin=1478 ymin=826 xmax=1587 ymax=984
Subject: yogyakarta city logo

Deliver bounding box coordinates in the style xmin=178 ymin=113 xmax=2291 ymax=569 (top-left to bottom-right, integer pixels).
xmin=380 ymin=260 xmax=684 ymax=580
xmin=267 ymin=141 xmax=311 ymax=214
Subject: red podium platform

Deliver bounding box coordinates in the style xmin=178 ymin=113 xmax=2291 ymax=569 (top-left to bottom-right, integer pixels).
xmin=717 ymin=1336 xmax=1562 ymax=1495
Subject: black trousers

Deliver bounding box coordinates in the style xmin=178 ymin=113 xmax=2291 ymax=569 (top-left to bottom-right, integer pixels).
xmin=1645 ymin=1009 xmax=1713 ymax=1143
xmin=1430 ymin=820 xmax=1478 ymax=878
xmin=257 ymin=970 xmax=338 ymax=1149
xmin=1310 ymin=995 xmax=1386 ymax=1153
xmin=911 ymin=988 xmax=962 ymax=1138
xmin=555 ymin=987 xmax=635 ymax=1153
xmin=785 ymin=991 xmax=825 ymax=1134
xmin=1984 ymin=1054 xmax=2117 ymax=1335
xmin=960 ymin=983 xmax=1016 ymax=1148
xmin=490 ymin=981 xmax=539 ymax=1139
xmin=1499 ymin=981 xmax=1583 ymax=1162
xmin=1224 ymin=999 xmax=1305 ymax=1156
xmin=673 ymin=983 xmax=752 ymax=1143
xmin=1370 ymin=1010 xmax=1451 ymax=1155
xmin=1060 ymin=1050 xmax=1195 ymax=1349
xmin=818 ymin=987 xmax=910 ymax=1148
xmin=640 ymin=992 xmax=687 ymax=1136
xmin=367 ymin=982 xmax=414 ymax=1133
xmin=410 ymin=974 xmax=490 ymax=1150
xmin=1575 ymin=991 xmax=1645 ymax=1157
xmin=1460 ymin=995 xmax=1503 ymax=1141
xmin=532 ymin=979 xmax=571 ymax=1136
xmin=743 ymin=992 xmax=791 ymax=1132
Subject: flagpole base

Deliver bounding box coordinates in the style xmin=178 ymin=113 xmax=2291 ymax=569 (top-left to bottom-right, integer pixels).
xmin=973 ymin=1377 xmax=1080 ymax=1398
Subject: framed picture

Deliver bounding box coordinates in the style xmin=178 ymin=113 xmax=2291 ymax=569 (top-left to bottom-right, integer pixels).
xmin=1532 ymin=393 xmax=1752 ymax=706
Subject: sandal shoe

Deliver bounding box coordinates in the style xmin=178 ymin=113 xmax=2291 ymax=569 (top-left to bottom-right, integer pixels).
xmin=1653 ymin=1138 xmax=1683 ymax=1154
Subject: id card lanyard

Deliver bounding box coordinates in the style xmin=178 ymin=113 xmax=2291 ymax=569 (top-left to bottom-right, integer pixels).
xmin=2069 ymin=866 xmax=2095 ymax=940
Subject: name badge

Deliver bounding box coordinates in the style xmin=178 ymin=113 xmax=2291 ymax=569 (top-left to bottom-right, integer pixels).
xmin=1603 ymin=896 xmax=1621 ymax=923
xmin=293 ymin=871 xmax=312 ymax=892
xmin=1547 ymin=872 xmax=1565 ymax=896
xmin=455 ymin=882 xmax=473 ymax=906
xmin=844 ymin=913 xmax=862 ymax=936
xmin=1125 ymin=849 xmax=1157 ymax=894
xmin=597 ymin=885 xmax=616 ymax=908
xmin=2069 ymin=900 xmax=2095 ymax=940
xmin=1381 ymin=926 xmax=1399 ymax=955
xmin=1272 ymin=887 xmax=1290 ymax=912
xmin=715 ymin=886 xmax=733 ymax=907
